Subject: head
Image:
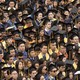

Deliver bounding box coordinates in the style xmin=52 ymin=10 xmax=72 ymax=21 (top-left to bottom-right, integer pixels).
xmin=49 ymin=66 xmax=57 ymax=77
xmin=38 ymin=65 xmax=47 ymax=74
xmin=50 ymin=40 xmax=57 ymax=50
xmin=8 ymin=1 xmax=15 ymax=8
xmin=11 ymin=69 xmax=18 ymax=80
xmin=41 ymin=43 xmax=48 ymax=54
xmin=18 ymin=42 xmax=25 ymax=52
xmin=16 ymin=61 xmax=24 ymax=70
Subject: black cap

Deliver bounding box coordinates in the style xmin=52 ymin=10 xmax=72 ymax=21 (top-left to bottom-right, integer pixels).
xmin=17 ymin=52 xmax=23 ymax=59
xmin=11 ymin=30 xmax=20 ymax=35
xmin=9 ymin=14 xmax=16 ymax=19
xmin=0 ymin=27 xmax=5 ymax=33
xmin=57 ymin=61 xmax=65 ymax=67
xmin=34 ymin=10 xmax=43 ymax=17
xmin=15 ymin=22 xmax=24 ymax=28
xmin=65 ymin=60 xmax=74 ymax=71
xmin=51 ymin=26 xmax=58 ymax=32
xmin=15 ymin=39 xmax=25 ymax=47
xmin=66 ymin=44 xmax=75 ymax=51
xmin=46 ymin=9 xmax=58 ymax=15
xmin=24 ymin=16 xmax=33 ymax=21
xmin=22 ymin=14 xmax=28 ymax=20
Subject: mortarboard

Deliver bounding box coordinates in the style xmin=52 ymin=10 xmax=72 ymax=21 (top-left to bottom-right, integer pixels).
xmin=66 ymin=44 xmax=75 ymax=51
xmin=0 ymin=27 xmax=5 ymax=33
xmin=43 ymin=18 xmax=50 ymax=25
xmin=34 ymin=43 xmax=41 ymax=51
xmin=70 ymin=7 xmax=78 ymax=14
xmin=11 ymin=30 xmax=20 ymax=35
xmin=15 ymin=22 xmax=24 ymax=28
xmin=16 ymin=52 xmax=24 ymax=59
xmin=8 ymin=45 xmax=15 ymax=51
xmin=24 ymin=16 xmax=33 ymax=21
xmin=46 ymin=9 xmax=58 ymax=15
xmin=9 ymin=14 xmax=16 ymax=19
xmin=65 ymin=60 xmax=74 ymax=71
xmin=57 ymin=61 xmax=65 ymax=67
xmin=34 ymin=9 xmax=43 ymax=17
xmin=51 ymin=26 xmax=59 ymax=32
xmin=22 ymin=14 xmax=28 ymax=20
xmin=15 ymin=39 xmax=25 ymax=47
xmin=70 ymin=28 xmax=78 ymax=34
xmin=24 ymin=36 xmax=32 ymax=41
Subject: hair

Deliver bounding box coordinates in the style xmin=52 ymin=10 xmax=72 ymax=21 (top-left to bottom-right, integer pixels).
xmin=15 ymin=60 xmax=24 ymax=72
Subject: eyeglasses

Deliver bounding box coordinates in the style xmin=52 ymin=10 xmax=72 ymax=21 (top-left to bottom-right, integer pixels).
xmin=43 ymin=68 xmax=47 ymax=70
xmin=52 ymin=70 xmax=57 ymax=72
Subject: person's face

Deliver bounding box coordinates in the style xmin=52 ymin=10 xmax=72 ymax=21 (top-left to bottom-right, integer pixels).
xmin=27 ymin=61 xmax=32 ymax=68
xmin=42 ymin=66 xmax=47 ymax=74
xmin=9 ymin=57 xmax=14 ymax=64
xmin=41 ymin=46 xmax=48 ymax=54
xmin=18 ymin=26 xmax=23 ymax=31
xmin=48 ymin=12 xmax=54 ymax=19
xmin=0 ymin=52 xmax=3 ymax=59
xmin=73 ymin=36 xmax=79 ymax=44
xmin=35 ymin=63 xmax=39 ymax=70
xmin=18 ymin=62 xmax=24 ymax=70
xmin=18 ymin=12 xmax=22 ymax=17
xmin=69 ymin=72 xmax=73 ymax=79
xmin=9 ymin=1 xmax=15 ymax=8
xmin=3 ymin=12 xmax=9 ymax=18
xmin=40 ymin=75 xmax=45 ymax=80
xmin=50 ymin=42 xmax=56 ymax=50
xmin=30 ymin=70 xmax=37 ymax=78
xmin=67 ymin=26 xmax=72 ymax=32
xmin=45 ymin=22 xmax=51 ymax=29
xmin=59 ymin=65 xmax=66 ymax=72
xmin=40 ymin=30 xmax=44 ymax=36
xmin=18 ymin=43 xmax=25 ymax=52
xmin=11 ymin=18 xmax=16 ymax=23
xmin=10 ymin=49 xmax=15 ymax=56
xmin=60 ymin=46 xmax=66 ymax=54
xmin=6 ymin=38 xmax=13 ymax=45
xmin=50 ymin=68 xmax=57 ymax=77
xmin=3 ymin=70 xmax=8 ymax=78
xmin=37 ymin=13 xmax=43 ymax=20
xmin=11 ymin=71 xmax=18 ymax=79
xmin=30 ymin=50 xmax=36 ymax=57
xmin=53 ymin=1 xmax=58 ymax=7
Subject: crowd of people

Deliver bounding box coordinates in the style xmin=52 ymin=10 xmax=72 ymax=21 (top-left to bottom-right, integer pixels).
xmin=0 ymin=0 xmax=80 ymax=80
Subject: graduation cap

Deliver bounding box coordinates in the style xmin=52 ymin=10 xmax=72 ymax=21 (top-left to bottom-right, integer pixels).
xmin=70 ymin=7 xmax=78 ymax=14
xmin=68 ymin=32 xmax=79 ymax=40
xmin=34 ymin=9 xmax=43 ymax=17
xmin=9 ymin=14 xmax=16 ymax=19
xmin=15 ymin=39 xmax=25 ymax=47
xmin=57 ymin=61 xmax=65 ymax=67
xmin=43 ymin=18 xmax=50 ymax=25
xmin=24 ymin=36 xmax=32 ymax=41
xmin=11 ymin=30 xmax=20 ymax=35
xmin=51 ymin=26 xmax=59 ymax=32
xmin=22 ymin=14 xmax=28 ymax=20
xmin=70 ymin=28 xmax=78 ymax=34
xmin=17 ymin=52 xmax=24 ymax=59
xmin=24 ymin=16 xmax=33 ymax=21
xmin=65 ymin=60 xmax=74 ymax=71
xmin=46 ymin=9 xmax=58 ymax=15
xmin=8 ymin=45 xmax=15 ymax=52
xmin=0 ymin=27 xmax=5 ymax=33
xmin=15 ymin=22 xmax=24 ymax=28
xmin=34 ymin=43 xmax=41 ymax=51
xmin=66 ymin=44 xmax=75 ymax=51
